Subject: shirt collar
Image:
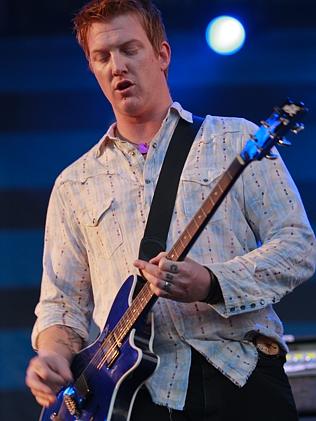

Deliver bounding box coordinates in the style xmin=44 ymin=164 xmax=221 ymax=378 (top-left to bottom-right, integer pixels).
xmin=94 ymin=101 xmax=193 ymax=158
xmin=170 ymin=101 xmax=193 ymax=124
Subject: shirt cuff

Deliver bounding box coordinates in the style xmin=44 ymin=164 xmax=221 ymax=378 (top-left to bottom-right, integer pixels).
xmin=200 ymin=266 xmax=223 ymax=304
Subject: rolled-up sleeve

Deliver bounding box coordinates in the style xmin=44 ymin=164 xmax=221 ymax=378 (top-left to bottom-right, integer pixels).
xmin=209 ymin=119 xmax=316 ymax=318
xmin=31 ymin=179 xmax=93 ymax=349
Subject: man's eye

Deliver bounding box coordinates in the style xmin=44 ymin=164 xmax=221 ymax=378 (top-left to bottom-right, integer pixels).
xmin=94 ymin=54 xmax=109 ymax=62
xmin=124 ymin=48 xmax=137 ymax=55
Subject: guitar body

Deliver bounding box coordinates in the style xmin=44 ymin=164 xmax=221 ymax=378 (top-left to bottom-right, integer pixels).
xmin=40 ymin=275 xmax=159 ymax=421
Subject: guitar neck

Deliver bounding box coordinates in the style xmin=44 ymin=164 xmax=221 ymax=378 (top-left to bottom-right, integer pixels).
xmin=111 ymin=155 xmax=248 ymax=345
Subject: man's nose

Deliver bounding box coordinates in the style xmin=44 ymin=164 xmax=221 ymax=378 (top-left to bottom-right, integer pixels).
xmin=111 ymin=53 xmax=127 ymax=76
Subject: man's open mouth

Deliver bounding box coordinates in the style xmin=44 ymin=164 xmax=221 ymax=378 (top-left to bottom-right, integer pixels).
xmin=116 ymin=80 xmax=134 ymax=92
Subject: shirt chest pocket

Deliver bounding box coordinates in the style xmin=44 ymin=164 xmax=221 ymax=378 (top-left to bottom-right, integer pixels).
xmin=180 ymin=169 xmax=225 ymax=223
xmin=82 ymin=198 xmax=123 ymax=259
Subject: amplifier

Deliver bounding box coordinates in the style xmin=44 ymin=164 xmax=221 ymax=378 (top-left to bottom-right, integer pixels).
xmin=284 ymin=335 xmax=316 ymax=414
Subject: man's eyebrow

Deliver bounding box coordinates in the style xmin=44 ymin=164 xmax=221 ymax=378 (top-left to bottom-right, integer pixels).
xmin=120 ymin=39 xmax=143 ymax=48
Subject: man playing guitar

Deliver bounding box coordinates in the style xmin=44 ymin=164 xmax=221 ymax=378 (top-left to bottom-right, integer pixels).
xmin=26 ymin=1 xmax=315 ymax=420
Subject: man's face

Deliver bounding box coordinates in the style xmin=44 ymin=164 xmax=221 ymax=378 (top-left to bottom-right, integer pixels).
xmin=87 ymin=13 xmax=170 ymax=119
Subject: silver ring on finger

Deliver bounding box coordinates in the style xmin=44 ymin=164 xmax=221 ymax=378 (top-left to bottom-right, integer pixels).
xmin=163 ymin=280 xmax=172 ymax=293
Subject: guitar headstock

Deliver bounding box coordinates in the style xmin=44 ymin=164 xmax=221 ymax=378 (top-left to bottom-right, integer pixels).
xmin=241 ymin=99 xmax=308 ymax=163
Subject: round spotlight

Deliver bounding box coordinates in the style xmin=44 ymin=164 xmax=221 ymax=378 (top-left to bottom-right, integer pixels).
xmin=206 ymin=16 xmax=246 ymax=55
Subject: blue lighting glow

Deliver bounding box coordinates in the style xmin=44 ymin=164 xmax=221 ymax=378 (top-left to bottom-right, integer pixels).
xmin=206 ymin=16 xmax=246 ymax=55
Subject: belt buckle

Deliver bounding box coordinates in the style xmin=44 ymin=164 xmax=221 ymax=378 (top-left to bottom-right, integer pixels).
xmin=255 ymin=335 xmax=281 ymax=356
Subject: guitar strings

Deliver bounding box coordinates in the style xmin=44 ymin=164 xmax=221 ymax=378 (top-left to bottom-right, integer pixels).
xmin=74 ymin=281 xmax=154 ymax=384
xmin=85 ymin=196 xmax=215 ymax=379
xmin=87 ymin=241 xmax=186 ymax=370
xmin=96 ymin=284 xmax=153 ymax=367
xmin=80 ymin=244 xmax=183 ymax=373
xmin=72 ymin=211 xmax=206 ymax=385
xmin=84 ymin=183 xmax=236 ymax=377
xmin=72 ymin=192 xmax=221 ymax=392
xmin=85 ymin=201 xmax=211 ymax=371
xmin=72 ymin=213 xmax=205 ymax=382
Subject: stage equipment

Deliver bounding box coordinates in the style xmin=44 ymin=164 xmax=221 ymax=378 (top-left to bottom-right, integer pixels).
xmin=284 ymin=335 xmax=316 ymax=415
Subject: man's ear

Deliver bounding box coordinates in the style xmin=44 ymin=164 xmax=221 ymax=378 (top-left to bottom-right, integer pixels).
xmin=159 ymin=41 xmax=171 ymax=73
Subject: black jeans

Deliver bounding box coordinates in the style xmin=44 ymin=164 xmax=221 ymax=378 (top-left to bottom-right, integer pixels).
xmin=131 ymin=347 xmax=298 ymax=421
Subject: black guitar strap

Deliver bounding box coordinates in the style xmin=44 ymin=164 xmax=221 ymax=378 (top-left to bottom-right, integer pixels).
xmin=138 ymin=115 xmax=204 ymax=262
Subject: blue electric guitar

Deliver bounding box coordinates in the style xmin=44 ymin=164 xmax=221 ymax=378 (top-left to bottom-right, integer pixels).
xmin=40 ymin=99 xmax=307 ymax=421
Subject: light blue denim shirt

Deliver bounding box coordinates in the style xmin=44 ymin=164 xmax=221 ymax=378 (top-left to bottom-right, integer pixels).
xmin=32 ymin=102 xmax=316 ymax=410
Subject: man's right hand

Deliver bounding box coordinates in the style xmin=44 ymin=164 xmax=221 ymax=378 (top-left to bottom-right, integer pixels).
xmin=25 ymin=325 xmax=83 ymax=408
xmin=25 ymin=350 xmax=73 ymax=407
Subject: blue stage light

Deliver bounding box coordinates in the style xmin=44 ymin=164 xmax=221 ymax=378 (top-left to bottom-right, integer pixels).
xmin=206 ymin=16 xmax=246 ymax=55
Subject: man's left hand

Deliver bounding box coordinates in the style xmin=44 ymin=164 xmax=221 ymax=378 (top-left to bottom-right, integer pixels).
xmin=133 ymin=252 xmax=211 ymax=303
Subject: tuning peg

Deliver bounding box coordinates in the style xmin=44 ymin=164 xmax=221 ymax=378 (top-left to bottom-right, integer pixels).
xmin=280 ymin=117 xmax=290 ymax=126
xmin=265 ymin=153 xmax=278 ymax=160
xmin=260 ymin=120 xmax=270 ymax=128
xmin=291 ymin=123 xmax=305 ymax=134
xmin=277 ymin=137 xmax=292 ymax=146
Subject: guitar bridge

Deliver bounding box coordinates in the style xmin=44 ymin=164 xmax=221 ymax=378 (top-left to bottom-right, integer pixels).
xmin=62 ymin=386 xmax=87 ymax=419
xmin=64 ymin=394 xmax=81 ymax=418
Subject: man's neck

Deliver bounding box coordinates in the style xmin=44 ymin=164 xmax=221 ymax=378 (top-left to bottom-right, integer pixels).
xmin=114 ymin=100 xmax=173 ymax=145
